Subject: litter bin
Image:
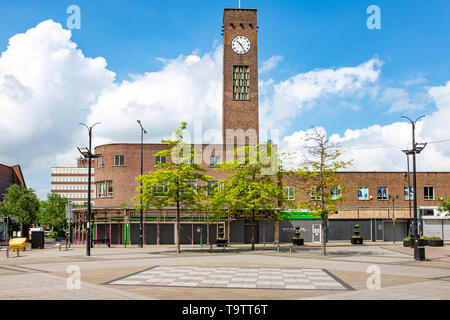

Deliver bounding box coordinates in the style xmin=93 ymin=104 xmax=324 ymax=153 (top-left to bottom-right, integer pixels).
xmin=31 ymin=231 xmax=44 ymax=249
xmin=413 ymin=238 xmax=426 ymax=261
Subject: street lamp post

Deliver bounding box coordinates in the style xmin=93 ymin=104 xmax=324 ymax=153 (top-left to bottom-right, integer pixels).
xmin=402 ymin=115 xmax=426 ymax=260
xmin=78 ymin=122 xmax=101 ymax=257
xmin=389 ymin=195 xmax=398 ymax=243
xmin=406 ymin=153 xmax=412 ymax=220
xmin=137 ymin=120 xmax=147 ymax=249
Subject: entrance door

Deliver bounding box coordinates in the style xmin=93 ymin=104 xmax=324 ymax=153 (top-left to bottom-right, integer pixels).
xmin=312 ymin=224 xmax=321 ymax=243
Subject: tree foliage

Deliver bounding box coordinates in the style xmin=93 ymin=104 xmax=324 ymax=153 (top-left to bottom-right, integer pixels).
xmin=210 ymin=144 xmax=292 ymax=250
xmin=132 ymin=122 xmax=213 ymax=253
xmin=295 ymin=127 xmax=352 ymax=255
xmin=0 ymin=184 xmax=40 ymax=235
xmin=438 ymin=198 xmax=450 ymax=216
xmin=39 ymin=193 xmax=68 ymax=237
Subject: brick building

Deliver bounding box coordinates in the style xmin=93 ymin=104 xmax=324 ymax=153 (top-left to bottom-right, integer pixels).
xmin=0 ymin=163 xmax=26 ymax=201
xmin=50 ymin=157 xmax=95 ymax=205
xmin=0 ymin=163 xmax=26 ymax=240
xmin=72 ymin=8 xmax=450 ymax=245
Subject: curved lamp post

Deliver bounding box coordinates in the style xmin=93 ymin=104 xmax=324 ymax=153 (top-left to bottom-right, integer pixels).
xmin=137 ymin=120 xmax=147 ymax=248
xmin=401 ymin=115 xmax=427 ymax=260
xmin=78 ymin=122 xmax=101 ymax=257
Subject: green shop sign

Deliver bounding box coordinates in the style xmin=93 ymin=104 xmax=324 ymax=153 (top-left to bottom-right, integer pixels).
xmin=280 ymin=211 xmax=319 ymax=220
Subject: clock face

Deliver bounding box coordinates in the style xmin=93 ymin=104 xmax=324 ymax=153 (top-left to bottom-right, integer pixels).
xmin=231 ymin=36 xmax=251 ymax=55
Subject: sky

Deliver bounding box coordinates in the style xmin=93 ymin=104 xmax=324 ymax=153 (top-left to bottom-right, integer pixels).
xmin=0 ymin=0 xmax=449 ymax=199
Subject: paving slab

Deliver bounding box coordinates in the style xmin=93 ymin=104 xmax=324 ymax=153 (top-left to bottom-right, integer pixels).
xmin=302 ymin=280 xmax=450 ymax=300
xmin=107 ymin=266 xmax=349 ymax=291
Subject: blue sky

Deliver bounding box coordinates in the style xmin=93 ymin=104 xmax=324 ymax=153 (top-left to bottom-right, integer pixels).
xmin=1 ymin=0 xmax=448 ymax=134
xmin=0 ymin=0 xmax=449 ymax=198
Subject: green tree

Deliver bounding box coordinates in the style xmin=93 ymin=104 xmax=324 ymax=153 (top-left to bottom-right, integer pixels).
xmin=438 ymin=198 xmax=450 ymax=216
xmin=210 ymin=144 xmax=291 ymax=250
xmin=0 ymin=184 xmax=40 ymax=237
xmin=132 ymin=122 xmax=213 ymax=253
xmin=295 ymin=127 xmax=352 ymax=255
xmin=39 ymin=193 xmax=68 ymax=237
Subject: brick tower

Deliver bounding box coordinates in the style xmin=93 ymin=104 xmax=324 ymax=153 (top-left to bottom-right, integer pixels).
xmin=222 ymin=8 xmax=259 ymax=145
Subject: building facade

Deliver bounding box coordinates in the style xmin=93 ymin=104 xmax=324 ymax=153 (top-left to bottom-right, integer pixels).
xmin=0 ymin=163 xmax=26 ymax=241
xmin=51 ymin=157 xmax=95 ymax=205
xmin=71 ymin=8 xmax=450 ymax=245
xmin=74 ymin=144 xmax=450 ymax=245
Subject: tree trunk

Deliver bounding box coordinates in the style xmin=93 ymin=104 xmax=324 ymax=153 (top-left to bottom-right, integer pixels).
xmin=176 ymin=201 xmax=180 ymax=254
xmin=251 ymin=216 xmax=255 ymax=251
xmin=321 ymin=214 xmax=326 ymax=256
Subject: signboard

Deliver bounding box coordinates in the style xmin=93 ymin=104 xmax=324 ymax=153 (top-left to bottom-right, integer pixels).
xmin=65 ymin=203 xmax=73 ymax=221
xmin=280 ymin=211 xmax=319 ymax=220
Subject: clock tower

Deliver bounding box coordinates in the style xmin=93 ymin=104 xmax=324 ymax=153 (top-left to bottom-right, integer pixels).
xmin=222 ymin=8 xmax=259 ymax=145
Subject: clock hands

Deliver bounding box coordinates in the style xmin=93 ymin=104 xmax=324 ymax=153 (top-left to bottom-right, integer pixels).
xmin=236 ymin=41 xmax=245 ymax=52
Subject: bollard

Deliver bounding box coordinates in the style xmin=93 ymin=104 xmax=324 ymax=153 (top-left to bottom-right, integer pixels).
xmin=290 ymin=246 xmax=292 ymax=254
xmin=6 ymin=249 xmax=9 ymax=259
xmin=277 ymin=243 xmax=280 ymax=252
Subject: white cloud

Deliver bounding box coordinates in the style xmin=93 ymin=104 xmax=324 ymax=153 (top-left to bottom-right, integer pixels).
xmin=281 ymin=81 xmax=450 ymax=171
xmin=259 ymin=55 xmax=283 ymax=74
xmin=401 ymin=77 xmax=427 ymax=86
xmin=87 ymin=47 xmax=223 ymax=145
xmin=0 ymin=20 xmax=115 ymax=169
xmin=380 ymin=87 xmax=426 ymax=113
xmin=260 ymin=58 xmax=383 ymax=131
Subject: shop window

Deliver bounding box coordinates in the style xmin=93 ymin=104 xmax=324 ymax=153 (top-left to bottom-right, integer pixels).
xmin=377 ymin=186 xmax=388 ymax=200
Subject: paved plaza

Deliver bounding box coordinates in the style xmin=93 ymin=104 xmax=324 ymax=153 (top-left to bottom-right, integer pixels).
xmin=0 ymin=243 xmax=449 ymax=300
xmin=108 ymin=266 xmax=351 ymax=290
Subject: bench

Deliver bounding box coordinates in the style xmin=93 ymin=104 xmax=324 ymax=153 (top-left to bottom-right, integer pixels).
xmin=56 ymin=243 xmax=69 ymax=251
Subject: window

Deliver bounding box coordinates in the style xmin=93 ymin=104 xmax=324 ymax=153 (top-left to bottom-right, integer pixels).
xmin=114 ymin=155 xmax=124 ymax=166
xmin=97 ymin=156 xmax=104 ymax=168
xmin=358 ymin=187 xmax=369 ymax=200
xmin=152 ymin=184 xmax=168 ymax=196
xmin=95 ymin=181 xmax=113 ymax=198
xmin=155 ymin=156 xmax=166 ymax=165
xmin=233 ymin=66 xmax=250 ymax=100
xmin=284 ymin=186 xmax=295 ymax=200
xmin=107 ymin=181 xmax=113 ymax=197
xmin=96 ymin=182 xmax=105 ymax=198
xmin=310 ymin=187 xmax=322 ymax=200
xmin=181 ymin=181 xmax=197 ymax=194
xmin=210 ymin=156 xmax=221 ymax=168
xmin=404 ymin=186 xmax=414 ymax=200
xmin=424 ymin=186 xmax=434 ymax=200
xmin=420 ymin=208 xmax=434 ymax=216
xmin=377 ymin=186 xmax=388 ymax=200
xmin=331 ymin=186 xmax=341 ymax=200
xmin=207 ymin=180 xmax=220 ymax=196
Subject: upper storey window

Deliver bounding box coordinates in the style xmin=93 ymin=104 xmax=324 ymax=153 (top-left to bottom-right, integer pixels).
xmin=97 ymin=156 xmax=104 ymax=168
xmin=233 ymin=66 xmax=250 ymax=100
xmin=114 ymin=155 xmax=125 ymax=166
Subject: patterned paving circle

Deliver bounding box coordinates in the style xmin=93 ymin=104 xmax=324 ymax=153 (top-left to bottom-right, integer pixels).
xmin=107 ymin=266 xmax=352 ymax=290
